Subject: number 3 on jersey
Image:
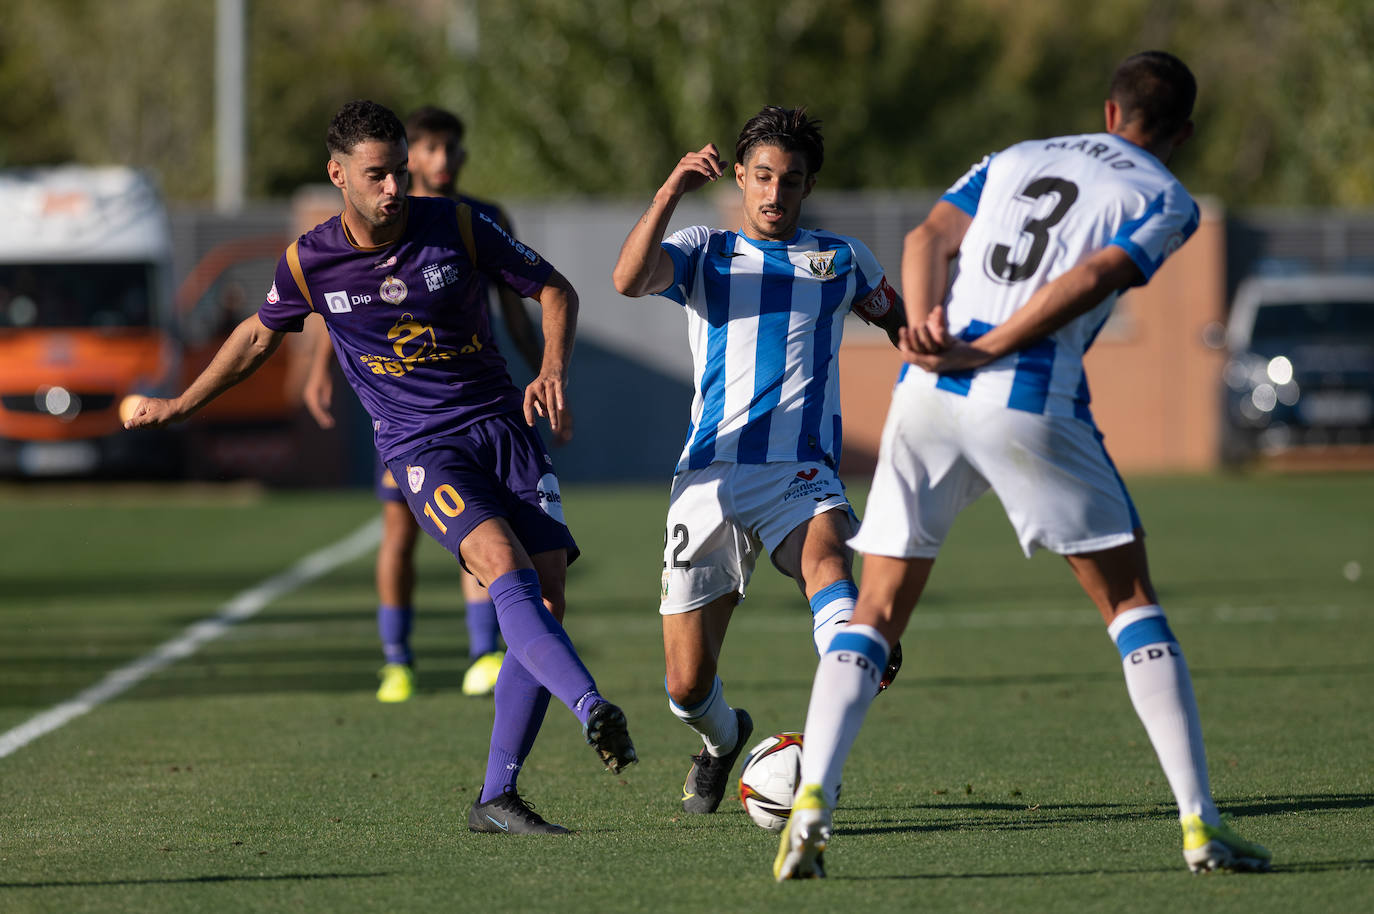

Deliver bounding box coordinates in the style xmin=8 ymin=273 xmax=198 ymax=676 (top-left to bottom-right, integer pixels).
xmin=422 ymin=483 xmax=465 ymax=534
xmin=985 ymin=176 xmax=1079 ymax=284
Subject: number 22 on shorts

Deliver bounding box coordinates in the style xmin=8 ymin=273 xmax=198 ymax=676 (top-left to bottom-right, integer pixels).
xmin=422 ymin=483 xmax=466 ymax=534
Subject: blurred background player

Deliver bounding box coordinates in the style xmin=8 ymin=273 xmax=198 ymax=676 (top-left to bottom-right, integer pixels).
xmin=612 ymin=106 xmax=905 ymax=818
xmin=775 ymin=51 xmax=1272 ymax=879
xmin=304 ymin=106 xmax=568 ymax=703
xmin=128 ymin=99 xmax=635 ymax=832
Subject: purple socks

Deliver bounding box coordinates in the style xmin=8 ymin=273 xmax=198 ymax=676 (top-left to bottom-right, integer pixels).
xmin=377 ymin=604 xmax=413 ymax=665
xmin=486 ymin=569 xmax=601 ymax=723
xmin=465 ymin=598 xmax=501 ymax=659
xmin=478 ymin=656 xmax=552 ymax=803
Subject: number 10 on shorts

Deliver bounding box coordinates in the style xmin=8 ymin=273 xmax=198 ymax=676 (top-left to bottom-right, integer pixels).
xmin=422 ymin=483 xmax=466 ymax=534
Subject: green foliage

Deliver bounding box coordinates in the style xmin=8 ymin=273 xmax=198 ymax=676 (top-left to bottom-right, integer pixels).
xmin=0 ymin=0 xmax=1370 ymax=205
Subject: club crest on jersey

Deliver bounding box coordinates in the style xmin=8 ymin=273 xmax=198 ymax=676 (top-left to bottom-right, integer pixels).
xmin=406 ymin=465 xmax=425 ymax=493
xmin=266 ymin=282 xmax=279 ymax=304
xmin=805 ymin=250 xmax=837 ymax=279
xmin=380 ymin=276 xmax=408 ymax=304
xmin=421 ymin=261 xmax=462 ymax=293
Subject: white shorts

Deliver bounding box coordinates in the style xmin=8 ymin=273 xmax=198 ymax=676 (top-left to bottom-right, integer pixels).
xmin=849 ymin=380 xmax=1140 ymax=559
xmin=659 ymin=460 xmax=852 ymax=614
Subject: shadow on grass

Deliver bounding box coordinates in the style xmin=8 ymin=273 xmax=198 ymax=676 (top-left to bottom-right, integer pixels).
xmin=841 ymin=792 xmax=1374 ymax=838
xmin=0 ymin=871 xmax=392 ymax=890
xmin=830 ymin=858 xmax=1374 ymax=881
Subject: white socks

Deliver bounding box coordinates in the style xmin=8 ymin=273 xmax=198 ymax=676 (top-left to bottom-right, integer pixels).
xmin=798 ymin=624 xmax=890 ymax=807
xmin=809 ymin=579 xmax=857 ymax=655
xmin=1108 ymin=605 xmax=1218 ymax=824
xmin=667 ymin=675 xmax=739 ymax=756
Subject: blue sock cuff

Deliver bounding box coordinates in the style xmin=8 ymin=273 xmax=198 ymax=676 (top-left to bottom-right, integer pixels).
xmin=826 ymin=630 xmax=888 ymax=670
xmin=809 ymin=579 xmax=858 ymax=614
xmin=667 ymin=675 xmax=721 ymax=717
xmin=488 ymin=568 xmax=541 ymax=605
xmin=1113 ymin=617 xmax=1177 ymax=658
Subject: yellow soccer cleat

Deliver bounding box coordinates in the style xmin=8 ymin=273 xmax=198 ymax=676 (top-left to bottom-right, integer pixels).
xmin=774 ymin=784 xmax=832 ymax=881
xmin=1182 ymin=813 xmax=1272 ymax=873
xmin=462 ymin=651 xmax=505 ymax=697
xmin=376 ymin=663 xmax=416 ymax=703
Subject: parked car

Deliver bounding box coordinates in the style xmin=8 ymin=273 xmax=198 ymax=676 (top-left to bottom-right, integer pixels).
xmin=1222 ymin=274 xmax=1374 ymax=462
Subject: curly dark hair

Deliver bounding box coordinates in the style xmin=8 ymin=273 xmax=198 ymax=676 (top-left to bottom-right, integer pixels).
xmin=405 ymin=106 xmax=465 ymax=143
xmin=326 ymin=99 xmax=407 ymax=156
xmin=734 ymin=106 xmax=824 ymax=176
xmin=1109 ymin=51 xmax=1197 ymax=139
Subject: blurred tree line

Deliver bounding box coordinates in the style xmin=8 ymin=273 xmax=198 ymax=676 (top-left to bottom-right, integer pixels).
xmin=1 ymin=0 xmax=1369 ymax=206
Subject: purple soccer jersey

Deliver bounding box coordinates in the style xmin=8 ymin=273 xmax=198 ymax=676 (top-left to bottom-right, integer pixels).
xmin=257 ymin=195 xmax=554 ymax=461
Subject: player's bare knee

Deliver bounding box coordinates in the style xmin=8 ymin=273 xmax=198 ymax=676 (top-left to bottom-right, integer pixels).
xmin=665 ymin=670 xmax=714 ymax=708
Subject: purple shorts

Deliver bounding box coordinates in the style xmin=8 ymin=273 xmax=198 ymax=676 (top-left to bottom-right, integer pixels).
xmin=385 ymin=412 xmax=579 ymax=570
xmin=375 ymin=454 xmax=406 ymax=503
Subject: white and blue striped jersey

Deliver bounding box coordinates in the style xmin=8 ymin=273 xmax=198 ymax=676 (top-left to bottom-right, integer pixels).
xmin=909 ymin=131 xmax=1199 ymax=419
xmin=657 ymin=225 xmax=886 ymax=472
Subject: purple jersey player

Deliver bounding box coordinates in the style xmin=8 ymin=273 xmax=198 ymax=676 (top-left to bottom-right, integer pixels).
xmin=125 ymin=99 xmax=636 ymax=834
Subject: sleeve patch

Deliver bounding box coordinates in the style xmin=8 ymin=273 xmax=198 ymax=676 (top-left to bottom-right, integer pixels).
xmin=854 ymin=277 xmax=897 ymax=323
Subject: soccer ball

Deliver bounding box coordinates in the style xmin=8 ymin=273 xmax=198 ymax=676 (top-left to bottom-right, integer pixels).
xmin=737 ymin=731 xmax=804 ymax=831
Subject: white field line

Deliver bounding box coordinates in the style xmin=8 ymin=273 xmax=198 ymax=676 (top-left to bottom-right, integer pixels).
xmin=0 ymin=517 xmax=382 ymax=760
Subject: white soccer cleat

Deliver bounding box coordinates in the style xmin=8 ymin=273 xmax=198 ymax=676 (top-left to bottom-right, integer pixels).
xmin=773 ymin=784 xmax=832 ymax=881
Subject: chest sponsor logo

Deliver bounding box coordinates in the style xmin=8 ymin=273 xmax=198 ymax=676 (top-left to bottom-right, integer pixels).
xmin=380 ymin=275 xmax=408 ymax=304
xmin=361 ymin=315 xmax=484 ymax=378
xmin=325 ymin=290 xmax=373 ymax=313
xmin=421 ymin=261 xmax=463 ymax=293
xmin=407 ymin=465 xmax=425 ymax=493
xmin=805 ymin=250 xmax=836 ymax=279
xmin=266 ymin=281 xmax=279 ymax=305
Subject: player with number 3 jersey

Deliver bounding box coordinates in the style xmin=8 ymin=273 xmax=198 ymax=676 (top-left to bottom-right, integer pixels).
xmin=777 ymin=52 xmax=1272 ymax=880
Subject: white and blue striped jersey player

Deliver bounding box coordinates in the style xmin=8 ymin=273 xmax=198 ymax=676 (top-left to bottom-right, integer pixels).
xmin=659 ymin=224 xmax=891 ymax=473
xmin=854 ymin=131 xmax=1199 ymax=560
xmin=655 ymin=224 xmax=898 ymax=614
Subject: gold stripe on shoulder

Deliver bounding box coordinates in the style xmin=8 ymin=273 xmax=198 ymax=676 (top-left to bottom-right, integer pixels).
xmin=456 ymin=202 xmax=477 ymax=265
xmin=286 ymin=240 xmax=314 ymax=311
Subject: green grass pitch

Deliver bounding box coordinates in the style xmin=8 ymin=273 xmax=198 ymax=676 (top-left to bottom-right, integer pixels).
xmin=0 ymin=474 xmax=1371 ymax=913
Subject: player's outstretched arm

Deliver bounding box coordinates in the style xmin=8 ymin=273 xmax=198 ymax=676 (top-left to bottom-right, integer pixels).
xmin=523 ymin=269 xmax=578 ymax=440
xmin=124 ymin=314 xmax=286 ymax=429
xmin=612 ymin=143 xmax=725 ymax=297
xmin=901 ymin=201 xmax=971 ymax=355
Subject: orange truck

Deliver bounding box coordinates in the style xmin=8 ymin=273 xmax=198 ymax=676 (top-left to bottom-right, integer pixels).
xmin=0 ymin=166 xmax=181 ymax=476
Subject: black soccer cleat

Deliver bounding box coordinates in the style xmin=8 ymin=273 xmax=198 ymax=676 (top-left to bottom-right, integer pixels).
xmin=584 ymin=701 xmax=638 ymax=774
xmin=468 ymin=789 xmax=570 ymax=835
xmin=878 ymin=641 xmax=903 ymax=694
xmin=682 ymin=708 xmax=754 ymax=814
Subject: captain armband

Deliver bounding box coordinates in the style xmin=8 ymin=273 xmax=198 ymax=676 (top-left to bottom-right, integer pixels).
xmin=854 ymin=278 xmax=897 ymax=324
